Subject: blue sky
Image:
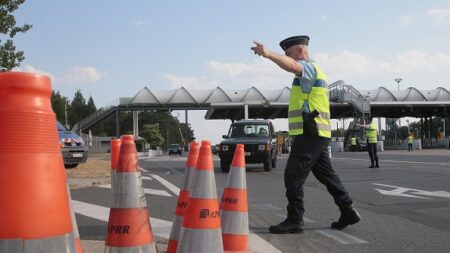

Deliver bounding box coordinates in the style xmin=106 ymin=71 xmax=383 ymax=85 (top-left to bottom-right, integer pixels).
xmin=12 ymin=1 xmax=450 ymax=143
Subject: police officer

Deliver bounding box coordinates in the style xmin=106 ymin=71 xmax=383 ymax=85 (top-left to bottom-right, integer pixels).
xmin=351 ymin=136 xmax=357 ymax=152
xmin=408 ymin=134 xmax=414 ymax=152
xmin=251 ymin=36 xmax=360 ymax=233
xmin=357 ymin=119 xmax=379 ymax=168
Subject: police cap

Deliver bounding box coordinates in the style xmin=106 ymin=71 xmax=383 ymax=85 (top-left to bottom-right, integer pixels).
xmin=279 ymin=35 xmax=310 ymax=50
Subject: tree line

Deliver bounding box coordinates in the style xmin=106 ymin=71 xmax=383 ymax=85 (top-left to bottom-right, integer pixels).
xmin=51 ymin=89 xmax=195 ymax=149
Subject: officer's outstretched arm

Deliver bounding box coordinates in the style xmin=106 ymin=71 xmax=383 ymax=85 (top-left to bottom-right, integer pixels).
xmin=251 ymin=41 xmax=302 ymax=75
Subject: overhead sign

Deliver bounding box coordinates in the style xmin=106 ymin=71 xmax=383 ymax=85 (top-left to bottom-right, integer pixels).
xmin=373 ymin=183 xmax=450 ymax=199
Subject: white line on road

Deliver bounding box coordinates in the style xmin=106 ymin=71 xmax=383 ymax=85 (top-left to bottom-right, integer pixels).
xmin=140 ymin=168 xmax=150 ymax=173
xmin=150 ymin=174 xmax=180 ymax=196
xmin=72 ymin=200 xmax=282 ymax=253
xmin=316 ymin=229 xmax=368 ymax=244
xmin=142 ymin=176 xmax=153 ymax=181
xmin=97 ymin=184 xmax=171 ymax=197
xmin=333 ymin=157 xmax=450 ymax=166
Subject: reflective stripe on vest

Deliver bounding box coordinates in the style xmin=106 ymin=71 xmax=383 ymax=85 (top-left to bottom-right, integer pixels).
xmin=367 ymin=123 xmax=377 ymax=143
xmin=288 ymin=62 xmax=331 ymax=138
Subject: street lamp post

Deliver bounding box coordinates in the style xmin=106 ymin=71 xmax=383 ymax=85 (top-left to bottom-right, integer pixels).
xmin=394 ymin=78 xmax=403 ymax=143
xmin=394 ymin=78 xmax=402 ymax=91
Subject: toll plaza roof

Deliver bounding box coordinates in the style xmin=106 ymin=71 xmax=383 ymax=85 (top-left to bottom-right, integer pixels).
xmin=125 ymin=84 xmax=449 ymax=119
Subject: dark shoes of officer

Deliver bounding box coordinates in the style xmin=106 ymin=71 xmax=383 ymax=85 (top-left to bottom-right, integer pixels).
xmin=331 ymin=206 xmax=361 ymax=230
xmin=269 ymin=218 xmax=304 ymax=234
xmin=369 ymin=164 xmax=380 ymax=168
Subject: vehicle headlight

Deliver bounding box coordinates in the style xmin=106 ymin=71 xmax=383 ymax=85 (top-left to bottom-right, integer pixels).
xmin=258 ymin=145 xmax=265 ymax=151
xmin=222 ymin=145 xmax=228 ymax=151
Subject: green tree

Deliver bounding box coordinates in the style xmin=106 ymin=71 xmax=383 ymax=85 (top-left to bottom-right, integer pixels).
xmin=0 ymin=0 xmax=32 ymax=71
xmin=51 ymin=90 xmax=70 ymax=124
xmin=86 ymin=96 xmax=97 ymax=115
xmin=140 ymin=123 xmax=164 ymax=149
xmin=68 ymin=90 xmax=87 ymax=128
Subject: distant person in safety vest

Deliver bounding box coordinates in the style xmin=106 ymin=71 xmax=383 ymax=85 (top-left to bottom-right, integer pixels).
xmin=351 ymin=136 xmax=357 ymax=152
xmin=408 ymin=134 xmax=414 ymax=152
xmin=251 ymin=35 xmax=360 ymax=233
xmin=357 ymin=119 xmax=379 ymax=168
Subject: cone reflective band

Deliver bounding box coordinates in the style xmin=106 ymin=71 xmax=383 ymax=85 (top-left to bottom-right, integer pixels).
xmin=0 ymin=72 xmax=76 ymax=252
xmin=220 ymin=144 xmax=249 ymax=252
xmin=105 ymin=135 xmax=158 ymax=252
xmin=167 ymin=141 xmax=200 ymax=253
xmin=177 ymin=140 xmax=224 ymax=253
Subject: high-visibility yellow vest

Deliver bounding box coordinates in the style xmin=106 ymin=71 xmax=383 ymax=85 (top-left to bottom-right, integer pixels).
xmin=351 ymin=137 xmax=356 ymax=145
xmin=288 ymin=62 xmax=331 ymax=138
xmin=408 ymin=136 xmax=413 ymax=144
xmin=367 ymin=123 xmax=377 ymax=144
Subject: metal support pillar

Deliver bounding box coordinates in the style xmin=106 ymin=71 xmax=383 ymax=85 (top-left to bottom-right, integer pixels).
xmin=244 ymin=104 xmax=249 ymax=120
xmin=115 ymin=108 xmax=121 ymax=138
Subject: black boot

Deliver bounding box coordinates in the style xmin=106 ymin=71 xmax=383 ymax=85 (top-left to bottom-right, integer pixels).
xmin=269 ymin=218 xmax=304 ymax=234
xmin=375 ymin=163 xmax=380 ymax=168
xmin=369 ymin=165 xmax=374 ymax=168
xmin=331 ymin=206 xmax=361 ymax=230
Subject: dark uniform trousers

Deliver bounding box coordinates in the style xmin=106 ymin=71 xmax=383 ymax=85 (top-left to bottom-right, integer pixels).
xmin=367 ymin=143 xmax=379 ymax=166
xmin=285 ymin=134 xmax=353 ymax=222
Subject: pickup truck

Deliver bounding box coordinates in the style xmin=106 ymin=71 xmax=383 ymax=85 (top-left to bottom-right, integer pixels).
xmin=218 ymin=120 xmax=277 ymax=172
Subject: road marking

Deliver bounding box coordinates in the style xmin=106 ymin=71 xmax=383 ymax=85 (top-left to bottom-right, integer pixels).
xmin=97 ymin=184 xmax=171 ymax=197
xmin=253 ymin=203 xmax=282 ymax=211
xmin=72 ymin=200 xmax=282 ymax=252
xmin=140 ymin=168 xmax=150 ymax=173
xmin=142 ymin=176 xmax=153 ymax=181
xmin=374 ymin=183 xmax=450 ymax=199
xmin=150 ymin=174 xmax=180 ymax=196
xmin=276 ymin=214 xmax=315 ymax=223
xmin=316 ymin=229 xmax=367 ymax=244
xmin=333 ymin=157 xmax=450 ymax=166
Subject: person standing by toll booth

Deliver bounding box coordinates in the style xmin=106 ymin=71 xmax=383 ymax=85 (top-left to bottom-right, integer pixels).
xmin=351 ymin=136 xmax=357 ymax=152
xmin=251 ymin=35 xmax=360 ymax=233
xmin=357 ymin=119 xmax=379 ymax=168
xmin=408 ymin=134 xmax=414 ymax=152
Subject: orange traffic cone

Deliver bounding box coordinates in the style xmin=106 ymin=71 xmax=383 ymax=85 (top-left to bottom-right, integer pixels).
xmin=104 ymin=135 xmax=158 ymax=252
xmin=0 ymin=72 xmax=77 ymax=252
xmin=110 ymin=138 xmax=121 ymax=188
xmin=220 ymin=144 xmax=249 ymax=252
xmin=67 ymin=186 xmax=84 ymax=253
xmin=177 ymin=140 xmax=224 ymax=253
xmin=167 ymin=141 xmax=200 ymax=253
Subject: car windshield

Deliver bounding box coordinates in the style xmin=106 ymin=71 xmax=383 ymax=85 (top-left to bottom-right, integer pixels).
xmin=57 ymin=121 xmax=67 ymax=131
xmin=170 ymin=144 xmax=180 ymax=148
xmin=228 ymin=124 xmax=269 ymax=138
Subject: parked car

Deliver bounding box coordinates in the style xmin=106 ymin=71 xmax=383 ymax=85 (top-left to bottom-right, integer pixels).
xmin=218 ymin=120 xmax=278 ymax=172
xmin=168 ymin=143 xmax=182 ymax=155
xmin=57 ymin=121 xmax=88 ymax=168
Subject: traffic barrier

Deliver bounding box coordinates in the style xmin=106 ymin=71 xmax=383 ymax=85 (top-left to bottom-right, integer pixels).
xmin=110 ymin=138 xmax=121 ymax=189
xmin=0 ymin=72 xmax=76 ymax=252
xmin=220 ymin=144 xmax=250 ymax=253
xmin=167 ymin=141 xmax=200 ymax=253
xmin=104 ymin=135 xmax=158 ymax=253
xmin=177 ymin=140 xmax=224 ymax=253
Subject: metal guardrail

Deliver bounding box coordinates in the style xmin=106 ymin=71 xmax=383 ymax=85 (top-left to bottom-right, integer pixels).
xmin=71 ymin=105 xmax=117 ymax=133
xmin=329 ymin=80 xmax=370 ymax=115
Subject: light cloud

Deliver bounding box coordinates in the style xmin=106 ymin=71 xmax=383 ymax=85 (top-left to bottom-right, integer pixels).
xmin=427 ymin=7 xmax=450 ymax=26
xmin=320 ymin=14 xmax=328 ymax=23
xmin=398 ymin=16 xmax=415 ymax=26
xmin=163 ymin=50 xmax=450 ymax=91
xmin=134 ymin=20 xmax=148 ymax=26
xmin=58 ymin=66 xmax=102 ymax=84
xmin=13 ymin=65 xmax=54 ymax=79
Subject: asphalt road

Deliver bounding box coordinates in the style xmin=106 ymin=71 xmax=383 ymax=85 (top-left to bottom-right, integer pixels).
xmin=72 ymin=150 xmax=450 ymax=253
